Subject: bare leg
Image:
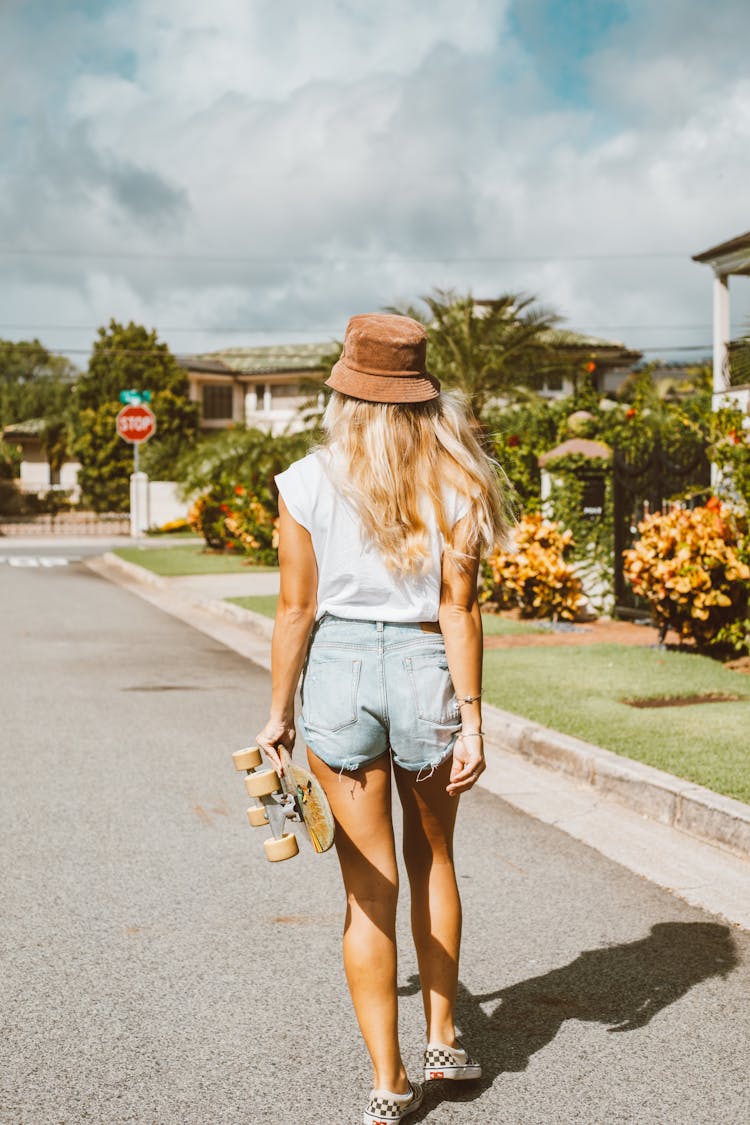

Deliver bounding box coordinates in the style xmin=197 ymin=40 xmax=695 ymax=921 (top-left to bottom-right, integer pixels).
xmin=394 ymin=757 xmax=461 ymax=1047
xmin=307 ymin=749 xmax=409 ymax=1094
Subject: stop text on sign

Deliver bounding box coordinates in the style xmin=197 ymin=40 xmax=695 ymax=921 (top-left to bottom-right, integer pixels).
xmin=116 ymin=404 xmax=156 ymax=444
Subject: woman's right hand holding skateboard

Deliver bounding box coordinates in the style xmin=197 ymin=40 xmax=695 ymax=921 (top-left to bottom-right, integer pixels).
xmin=255 ymin=714 xmax=296 ymax=775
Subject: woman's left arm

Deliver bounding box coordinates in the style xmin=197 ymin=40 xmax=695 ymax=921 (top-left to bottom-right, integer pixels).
xmin=255 ymin=496 xmax=318 ymax=773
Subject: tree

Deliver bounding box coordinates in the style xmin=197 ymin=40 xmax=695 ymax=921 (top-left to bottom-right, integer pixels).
xmin=71 ymin=321 xmax=200 ymax=511
xmin=0 ymin=339 xmax=78 ymax=478
xmin=0 ymin=339 xmax=77 ymax=429
xmin=389 ymin=289 xmax=567 ymax=415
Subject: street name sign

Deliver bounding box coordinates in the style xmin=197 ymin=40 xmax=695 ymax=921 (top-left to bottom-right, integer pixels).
xmin=116 ymin=404 xmax=156 ymax=443
xmin=119 ymin=389 xmax=152 ymax=405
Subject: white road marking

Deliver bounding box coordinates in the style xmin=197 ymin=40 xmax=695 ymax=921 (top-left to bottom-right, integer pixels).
xmin=0 ymin=556 xmax=80 ymax=567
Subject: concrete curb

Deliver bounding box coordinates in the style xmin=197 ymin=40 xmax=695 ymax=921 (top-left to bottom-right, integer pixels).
xmin=95 ymin=551 xmax=750 ymax=862
xmin=482 ymin=708 xmax=750 ymax=861
xmin=96 ymin=552 xmax=274 ymax=643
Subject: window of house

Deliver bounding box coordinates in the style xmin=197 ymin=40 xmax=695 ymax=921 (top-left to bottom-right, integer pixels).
xmin=202 ymin=383 xmax=233 ymax=420
xmin=254 ymin=383 xmax=267 ymax=410
xmin=270 ymin=382 xmax=301 ymax=398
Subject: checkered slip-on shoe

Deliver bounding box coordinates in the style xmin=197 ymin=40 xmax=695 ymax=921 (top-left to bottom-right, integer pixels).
xmin=363 ymin=1080 xmax=424 ymax=1124
xmin=424 ymin=1042 xmax=482 ymax=1081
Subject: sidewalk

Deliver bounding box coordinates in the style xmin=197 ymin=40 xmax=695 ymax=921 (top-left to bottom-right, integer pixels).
xmin=89 ymin=550 xmax=750 ymax=930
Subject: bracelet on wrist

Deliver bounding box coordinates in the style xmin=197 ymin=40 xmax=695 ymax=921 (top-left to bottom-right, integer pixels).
xmin=457 ymin=693 xmax=482 ymax=707
xmin=460 ymin=730 xmax=484 ymax=739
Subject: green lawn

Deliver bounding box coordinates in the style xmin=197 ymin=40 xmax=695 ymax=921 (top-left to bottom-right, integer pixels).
xmin=114 ymin=545 xmax=279 ymax=577
xmin=480 ymin=613 xmax=547 ymax=637
xmin=483 ymin=644 xmax=750 ymax=803
xmin=224 ymin=602 xmax=749 ymax=800
xmin=227 ymin=595 xmax=279 ymax=618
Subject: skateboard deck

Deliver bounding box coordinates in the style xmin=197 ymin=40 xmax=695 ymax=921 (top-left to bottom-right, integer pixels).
xmin=232 ymin=745 xmax=335 ymax=862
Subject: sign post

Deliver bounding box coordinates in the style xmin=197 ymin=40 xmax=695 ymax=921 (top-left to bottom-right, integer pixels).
xmin=116 ymin=394 xmax=156 ymax=542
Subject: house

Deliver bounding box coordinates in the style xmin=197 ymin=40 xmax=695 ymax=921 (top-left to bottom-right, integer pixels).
xmin=692 ymin=229 xmax=750 ymax=414
xmin=471 ymin=302 xmax=641 ymax=398
xmin=180 ymin=330 xmax=642 ymax=427
xmin=1 ymin=418 xmax=81 ymax=499
xmin=537 ymin=328 xmax=641 ymax=397
xmin=179 ymin=343 xmax=333 ymax=434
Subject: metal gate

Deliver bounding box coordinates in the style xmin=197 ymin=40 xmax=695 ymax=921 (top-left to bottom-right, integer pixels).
xmin=613 ymin=439 xmax=711 ymax=617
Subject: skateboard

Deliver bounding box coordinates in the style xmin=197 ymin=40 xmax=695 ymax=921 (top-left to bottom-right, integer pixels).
xmin=231 ymin=745 xmax=335 ymax=862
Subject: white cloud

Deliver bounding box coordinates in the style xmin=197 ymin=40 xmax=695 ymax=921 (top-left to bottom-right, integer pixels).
xmin=1 ymin=0 xmax=750 ymax=366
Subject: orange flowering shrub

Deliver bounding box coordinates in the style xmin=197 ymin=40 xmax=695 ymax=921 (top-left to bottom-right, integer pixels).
xmin=623 ymin=500 xmax=750 ymax=647
xmin=224 ymin=486 xmax=279 ymax=565
xmin=482 ymin=512 xmax=586 ymax=621
xmin=187 ymin=493 xmax=234 ymax=550
xmin=187 ymin=486 xmax=279 ymax=563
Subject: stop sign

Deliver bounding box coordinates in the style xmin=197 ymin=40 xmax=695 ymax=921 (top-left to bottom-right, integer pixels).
xmin=116 ymin=404 xmax=156 ymax=443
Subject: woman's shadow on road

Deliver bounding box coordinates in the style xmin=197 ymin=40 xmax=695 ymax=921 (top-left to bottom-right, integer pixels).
xmin=399 ymin=921 xmax=739 ymax=1115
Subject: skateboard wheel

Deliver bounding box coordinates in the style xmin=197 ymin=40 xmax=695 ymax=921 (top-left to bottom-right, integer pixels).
xmin=245 ymin=769 xmax=281 ymax=798
xmin=246 ymin=805 xmax=268 ymax=828
xmin=232 ymin=746 xmax=263 ymax=772
xmin=264 ymin=833 xmax=299 ymax=862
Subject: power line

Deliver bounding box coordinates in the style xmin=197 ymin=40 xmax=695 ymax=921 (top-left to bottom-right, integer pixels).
xmin=32 ymin=342 xmax=713 ymax=358
xmin=0 ymin=321 xmax=720 ymax=334
xmin=0 ymin=247 xmax=690 ymax=263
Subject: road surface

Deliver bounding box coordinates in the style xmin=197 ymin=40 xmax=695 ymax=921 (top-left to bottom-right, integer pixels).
xmin=1 ymin=548 xmax=748 ymax=1124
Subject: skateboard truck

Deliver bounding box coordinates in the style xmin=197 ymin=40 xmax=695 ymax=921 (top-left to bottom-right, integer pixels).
xmin=231 ymin=745 xmax=335 ymax=862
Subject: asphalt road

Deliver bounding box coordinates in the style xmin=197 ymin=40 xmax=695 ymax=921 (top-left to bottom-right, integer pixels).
xmin=2 ymin=554 xmax=749 ymax=1125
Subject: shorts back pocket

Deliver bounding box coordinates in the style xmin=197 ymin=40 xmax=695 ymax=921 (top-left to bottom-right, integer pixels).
xmin=404 ymin=651 xmax=459 ymax=725
xmin=303 ymin=654 xmax=362 ymax=733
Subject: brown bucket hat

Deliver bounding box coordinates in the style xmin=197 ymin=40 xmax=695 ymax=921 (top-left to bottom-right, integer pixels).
xmin=326 ymin=313 xmax=440 ymax=404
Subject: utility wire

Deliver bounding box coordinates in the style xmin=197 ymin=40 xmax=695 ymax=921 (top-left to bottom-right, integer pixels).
xmin=0 ymin=247 xmax=690 ymax=263
xmin=36 ymin=343 xmax=713 ymax=358
xmin=0 ymin=322 xmax=719 ymax=334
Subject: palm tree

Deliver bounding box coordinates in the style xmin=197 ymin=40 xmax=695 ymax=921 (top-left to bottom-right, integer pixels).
xmin=388 ymin=289 xmax=567 ymax=415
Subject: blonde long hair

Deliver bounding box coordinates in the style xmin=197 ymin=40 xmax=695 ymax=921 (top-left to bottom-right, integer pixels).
xmin=321 ymin=390 xmax=512 ymax=575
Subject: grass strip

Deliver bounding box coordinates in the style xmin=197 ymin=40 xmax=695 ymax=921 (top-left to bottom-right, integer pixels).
xmin=480 ymin=613 xmax=548 ymax=636
xmin=483 ymin=643 xmax=750 ymax=803
xmin=114 ymin=545 xmax=279 ymax=577
xmin=227 ymin=595 xmax=279 ymax=619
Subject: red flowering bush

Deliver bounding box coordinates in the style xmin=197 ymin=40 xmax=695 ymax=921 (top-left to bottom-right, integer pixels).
xmin=187 ymin=492 xmax=234 ymax=550
xmin=623 ymin=499 xmax=750 ymax=648
xmin=187 ymin=485 xmax=279 ymax=563
xmin=224 ymin=486 xmax=279 ymax=565
xmin=482 ymin=512 xmax=586 ymax=621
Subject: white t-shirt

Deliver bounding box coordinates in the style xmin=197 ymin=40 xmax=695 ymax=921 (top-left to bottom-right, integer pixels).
xmin=275 ymin=449 xmax=469 ymax=622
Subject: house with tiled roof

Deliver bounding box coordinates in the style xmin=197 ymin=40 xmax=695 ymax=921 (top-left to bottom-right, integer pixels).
xmin=180 ymin=329 xmax=642 ymax=430
xmin=179 ymin=342 xmax=334 ymax=434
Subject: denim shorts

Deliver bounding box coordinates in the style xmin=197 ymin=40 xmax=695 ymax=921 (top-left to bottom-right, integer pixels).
xmin=299 ymin=614 xmax=461 ymax=775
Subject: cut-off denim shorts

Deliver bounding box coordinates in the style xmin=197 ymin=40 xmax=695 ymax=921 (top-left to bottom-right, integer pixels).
xmin=299 ymin=614 xmax=461 ymax=777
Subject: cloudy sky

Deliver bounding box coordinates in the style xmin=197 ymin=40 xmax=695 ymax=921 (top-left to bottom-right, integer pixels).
xmin=2 ymin=0 xmax=750 ymax=367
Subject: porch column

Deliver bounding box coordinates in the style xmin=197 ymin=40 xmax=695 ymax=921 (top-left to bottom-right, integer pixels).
xmin=713 ymin=271 xmax=730 ymax=395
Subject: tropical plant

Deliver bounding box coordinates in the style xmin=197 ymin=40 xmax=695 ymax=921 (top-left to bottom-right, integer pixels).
xmin=623 ymin=500 xmax=750 ymax=649
xmin=224 ymin=486 xmax=280 ymax=564
xmin=482 ymin=512 xmax=586 ymax=621
xmin=186 ymin=493 xmax=233 ymax=550
xmin=174 ymin=425 xmax=313 ymax=501
xmin=187 ymin=485 xmax=280 ymax=563
xmin=388 ymin=289 xmax=571 ymax=414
